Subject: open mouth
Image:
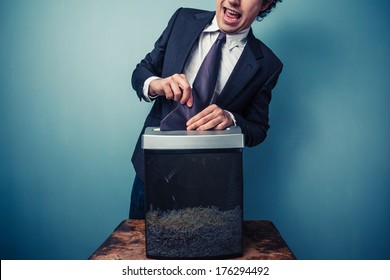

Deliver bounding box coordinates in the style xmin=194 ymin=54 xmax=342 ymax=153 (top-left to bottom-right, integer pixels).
xmin=224 ymin=8 xmax=241 ymax=23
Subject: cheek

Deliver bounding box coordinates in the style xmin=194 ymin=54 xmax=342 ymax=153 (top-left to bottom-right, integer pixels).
xmin=246 ymin=11 xmax=259 ymax=24
xmin=246 ymin=3 xmax=262 ymax=20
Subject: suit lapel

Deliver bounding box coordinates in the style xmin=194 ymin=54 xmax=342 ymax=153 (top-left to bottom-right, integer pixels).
xmin=169 ymin=11 xmax=215 ymax=74
xmin=217 ymin=30 xmax=264 ymax=107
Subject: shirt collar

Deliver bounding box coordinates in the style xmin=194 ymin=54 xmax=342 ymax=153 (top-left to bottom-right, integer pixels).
xmin=203 ymin=15 xmax=249 ymax=50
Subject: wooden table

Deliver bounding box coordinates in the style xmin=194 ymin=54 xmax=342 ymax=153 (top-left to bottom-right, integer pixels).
xmin=89 ymin=219 xmax=295 ymax=260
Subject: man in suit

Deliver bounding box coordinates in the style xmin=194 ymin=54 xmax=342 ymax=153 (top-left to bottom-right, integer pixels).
xmin=130 ymin=0 xmax=283 ymax=219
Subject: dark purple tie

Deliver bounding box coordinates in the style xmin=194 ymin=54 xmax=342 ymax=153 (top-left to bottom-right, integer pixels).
xmin=160 ymin=31 xmax=226 ymax=131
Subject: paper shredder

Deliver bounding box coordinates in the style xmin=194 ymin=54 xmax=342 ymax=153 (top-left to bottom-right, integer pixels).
xmin=142 ymin=127 xmax=244 ymax=259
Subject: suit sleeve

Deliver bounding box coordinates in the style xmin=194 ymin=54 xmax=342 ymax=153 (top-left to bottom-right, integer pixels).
xmin=233 ymin=63 xmax=283 ymax=147
xmin=131 ymin=8 xmax=183 ymax=101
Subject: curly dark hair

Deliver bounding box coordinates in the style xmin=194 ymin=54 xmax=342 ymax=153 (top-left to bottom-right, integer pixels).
xmin=258 ymin=0 xmax=283 ymax=19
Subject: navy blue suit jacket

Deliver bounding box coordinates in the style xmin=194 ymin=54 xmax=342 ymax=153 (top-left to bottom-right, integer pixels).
xmin=131 ymin=8 xmax=283 ymax=182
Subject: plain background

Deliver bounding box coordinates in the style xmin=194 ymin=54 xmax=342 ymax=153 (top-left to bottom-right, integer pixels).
xmin=1 ymin=0 xmax=389 ymax=259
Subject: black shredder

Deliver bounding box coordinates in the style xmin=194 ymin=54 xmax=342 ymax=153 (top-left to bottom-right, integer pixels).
xmin=142 ymin=127 xmax=244 ymax=259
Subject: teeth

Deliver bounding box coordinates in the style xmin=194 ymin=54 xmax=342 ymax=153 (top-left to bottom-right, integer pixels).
xmin=225 ymin=8 xmax=240 ymax=19
xmin=227 ymin=10 xmax=239 ymax=16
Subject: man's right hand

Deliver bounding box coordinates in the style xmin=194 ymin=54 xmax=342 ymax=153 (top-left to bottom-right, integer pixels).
xmin=149 ymin=74 xmax=193 ymax=107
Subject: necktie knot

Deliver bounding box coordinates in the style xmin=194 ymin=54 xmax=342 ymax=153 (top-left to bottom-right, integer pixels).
xmin=216 ymin=31 xmax=226 ymax=44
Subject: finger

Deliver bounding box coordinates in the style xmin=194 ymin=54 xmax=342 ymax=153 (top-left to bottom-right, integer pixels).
xmin=214 ymin=116 xmax=231 ymax=130
xmin=169 ymin=80 xmax=183 ymax=102
xmin=162 ymin=79 xmax=174 ymax=100
xmin=186 ymin=106 xmax=215 ymax=130
xmin=178 ymin=83 xmax=192 ymax=105
xmin=199 ymin=116 xmax=228 ymax=131
xmin=161 ymin=75 xmax=183 ymax=101
xmin=186 ymin=107 xmax=209 ymax=127
xmin=177 ymin=74 xmax=192 ymax=106
xmin=187 ymin=105 xmax=231 ymax=131
xmin=186 ymin=95 xmax=193 ymax=108
xmin=211 ymin=110 xmax=233 ymax=130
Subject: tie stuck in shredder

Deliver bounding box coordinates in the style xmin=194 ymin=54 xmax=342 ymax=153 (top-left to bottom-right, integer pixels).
xmin=142 ymin=127 xmax=244 ymax=259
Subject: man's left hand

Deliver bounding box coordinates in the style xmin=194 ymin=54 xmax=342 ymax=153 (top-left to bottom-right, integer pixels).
xmin=186 ymin=104 xmax=233 ymax=131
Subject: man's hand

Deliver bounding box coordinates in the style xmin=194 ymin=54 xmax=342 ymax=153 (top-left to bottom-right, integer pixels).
xmin=186 ymin=104 xmax=233 ymax=131
xmin=149 ymin=74 xmax=193 ymax=107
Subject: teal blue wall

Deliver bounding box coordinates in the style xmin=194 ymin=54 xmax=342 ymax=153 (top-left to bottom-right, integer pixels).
xmin=1 ymin=0 xmax=389 ymax=259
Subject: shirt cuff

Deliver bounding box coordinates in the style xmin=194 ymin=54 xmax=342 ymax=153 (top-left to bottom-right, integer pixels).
xmin=143 ymin=76 xmax=160 ymax=102
xmin=224 ymin=110 xmax=237 ymax=126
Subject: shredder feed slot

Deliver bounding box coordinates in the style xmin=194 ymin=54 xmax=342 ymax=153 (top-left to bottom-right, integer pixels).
xmin=142 ymin=126 xmax=244 ymax=150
